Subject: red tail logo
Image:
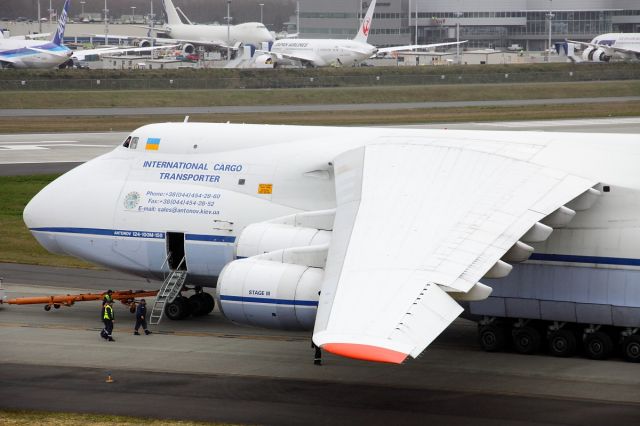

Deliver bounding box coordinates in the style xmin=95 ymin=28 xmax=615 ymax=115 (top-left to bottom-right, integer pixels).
xmin=362 ymin=18 xmax=370 ymax=36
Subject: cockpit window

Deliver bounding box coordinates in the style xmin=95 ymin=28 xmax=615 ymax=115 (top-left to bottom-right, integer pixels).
xmin=130 ymin=137 xmax=139 ymax=149
xmin=122 ymin=136 xmax=131 ymax=148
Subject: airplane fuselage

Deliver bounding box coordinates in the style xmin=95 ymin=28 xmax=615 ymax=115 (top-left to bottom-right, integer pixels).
xmin=23 ymin=124 xmax=640 ymax=296
xmin=0 ymin=39 xmax=71 ymax=68
xmin=164 ymin=22 xmax=274 ymax=47
xmin=270 ymin=39 xmax=377 ymax=67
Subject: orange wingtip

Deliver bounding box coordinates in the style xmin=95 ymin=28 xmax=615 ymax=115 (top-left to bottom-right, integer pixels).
xmin=322 ymin=343 xmax=408 ymax=364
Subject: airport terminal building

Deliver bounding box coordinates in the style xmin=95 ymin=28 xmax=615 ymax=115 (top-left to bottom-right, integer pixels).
xmin=296 ymin=0 xmax=640 ymax=50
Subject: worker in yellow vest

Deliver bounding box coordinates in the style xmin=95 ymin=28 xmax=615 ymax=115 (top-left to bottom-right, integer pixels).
xmin=101 ymin=301 xmax=115 ymax=342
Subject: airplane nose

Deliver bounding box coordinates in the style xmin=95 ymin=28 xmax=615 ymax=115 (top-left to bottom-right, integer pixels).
xmin=23 ymin=176 xmax=67 ymax=254
xmin=24 ymin=158 xmax=126 ymax=257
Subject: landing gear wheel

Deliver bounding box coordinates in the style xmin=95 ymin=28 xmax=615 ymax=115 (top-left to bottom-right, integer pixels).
xmin=53 ymin=304 xmax=60 ymax=309
xmin=478 ymin=324 xmax=507 ymax=352
xmin=584 ymin=331 xmax=613 ymax=360
xmin=201 ymin=292 xmax=215 ymax=314
xmin=44 ymin=305 xmax=51 ymax=311
xmin=622 ymin=335 xmax=640 ymax=363
xmin=165 ymin=296 xmax=191 ymax=320
xmin=129 ymin=304 xmax=137 ymax=314
xmin=189 ymin=294 xmax=208 ymax=317
xmin=548 ymin=329 xmax=577 ymax=357
xmin=512 ymin=326 xmax=541 ymax=355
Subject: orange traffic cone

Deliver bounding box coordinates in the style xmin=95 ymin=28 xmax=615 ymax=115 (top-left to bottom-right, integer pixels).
xmin=105 ymin=372 xmax=114 ymax=383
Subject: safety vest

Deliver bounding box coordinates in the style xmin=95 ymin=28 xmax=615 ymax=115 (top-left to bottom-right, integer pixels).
xmin=103 ymin=304 xmax=114 ymax=320
xmin=103 ymin=294 xmax=113 ymax=303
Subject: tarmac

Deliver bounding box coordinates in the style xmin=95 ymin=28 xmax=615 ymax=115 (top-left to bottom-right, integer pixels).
xmin=2 ymin=263 xmax=640 ymax=425
xmin=1 ymin=117 xmax=640 ymax=424
xmin=0 ymin=96 xmax=639 ymax=117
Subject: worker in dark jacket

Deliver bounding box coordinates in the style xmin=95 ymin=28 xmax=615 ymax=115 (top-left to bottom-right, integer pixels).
xmin=134 ymin=299 xmax=152 ymax=335
xmin=102 ymin=301 xmax=115 ymax=342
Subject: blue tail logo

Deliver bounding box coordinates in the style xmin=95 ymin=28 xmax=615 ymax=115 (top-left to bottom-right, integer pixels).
xmin=52 ymin=0 xmax=71 ymax=46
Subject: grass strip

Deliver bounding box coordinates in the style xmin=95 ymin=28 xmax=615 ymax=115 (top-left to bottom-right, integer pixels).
xmin=0 ymin=409 xmax=236 ymax=425
xmin=0 ymin=175 xmax=94 ymax=268
xmin=2 ymin=80 xmax=640 ymax=110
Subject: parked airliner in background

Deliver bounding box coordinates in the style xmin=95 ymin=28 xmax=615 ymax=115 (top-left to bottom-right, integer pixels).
xmin=146 ymin=0 xmax=273 ymax=54
xmin=0 ymin=0 xmax=71 ymax=69
xmin=568 ymin=33 xmax=640 ymax=62
xmin=24 ymin=122 xmax=640 ymax=363
xmin=257 ymin=0 xmax=466 ymax=67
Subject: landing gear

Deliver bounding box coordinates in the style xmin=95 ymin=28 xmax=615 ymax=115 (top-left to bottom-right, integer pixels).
xmin=477 ymin=316 xmax=638 ymax=362
xmin=512 ymin=325 xmax=541 ymax=355
xmin=165 ymin=296 xmax=191 ymax=320
xmin=165 ymin=291 xmax=215 ymax=320
xmin=622 ymin=335 xmax=640 ymax=363
xmin=478 ymin=323 xmax=508 ymax=352
xmin=548 ymin=329 xmax=577 ymax=358
xmin=201 ymin=292 xmax=215 ymax=314
xmin=584 ymin=330 xmax=614 ymax=360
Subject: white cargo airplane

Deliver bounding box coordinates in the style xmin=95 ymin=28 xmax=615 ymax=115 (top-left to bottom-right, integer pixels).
xmin=24 ymin=122 xmax=640 ymax=363
xmin=0 ymin=0 xmax=72 ymax=69
xmin=568 ymin=33 xmax=640 ymax=62
xmin=257 ymin=0 xmax=466 ymax=67
xmin=146 ymin=0 xmax=274 ymax=53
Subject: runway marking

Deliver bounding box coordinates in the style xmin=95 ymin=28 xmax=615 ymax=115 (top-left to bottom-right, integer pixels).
xmin=0 ymin=143 xmax=114 ymax=151
xmin=0 ymin=145 xmax=49 ymax=150
xmin=477 ymin=117 xmax=640 ymax=128
xmin=0 ymin=140 xmax=79 ymax=144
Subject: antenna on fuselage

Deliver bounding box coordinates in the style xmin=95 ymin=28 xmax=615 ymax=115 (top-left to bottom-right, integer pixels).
xmin=183 ymin=115 xmax=190 ymax=122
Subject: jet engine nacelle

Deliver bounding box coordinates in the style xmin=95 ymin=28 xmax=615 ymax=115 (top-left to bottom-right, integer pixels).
xmin=216 ymin=259 xmax=322 ymax=330
xmin=137 ymin=39 xmax=151 ymax=48
xmin=252 ymin=54 xmax=275 ymax=68
xmin=583 ymin=46 xmax=610 ymax=62
xmin=182 ymin=43 xmax=195 ymax=55
xmin=237 ymin=222 xmax=331 ymax=259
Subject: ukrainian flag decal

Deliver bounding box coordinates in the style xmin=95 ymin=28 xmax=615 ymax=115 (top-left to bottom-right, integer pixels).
xmin=145 ymin=138 xmax=161 ymax=151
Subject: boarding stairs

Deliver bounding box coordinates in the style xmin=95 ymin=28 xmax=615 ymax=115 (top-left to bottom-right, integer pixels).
xmin=149 ymin=256 xmax=187 ymax=325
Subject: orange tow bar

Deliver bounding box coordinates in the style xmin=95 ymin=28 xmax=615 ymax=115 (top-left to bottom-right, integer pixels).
xmin=5 ymin=290 xmax=158 ymax=311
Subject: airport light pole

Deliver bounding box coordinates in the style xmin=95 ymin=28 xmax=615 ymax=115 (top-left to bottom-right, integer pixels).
xmin=414 ymin=0 xmax=418 ymax=46
xmin=103 ymin=0 xmax=109 ymax=45
xmin=38 ymin=0 xmax=42 ymax=34
xmin=454 ymin=11 xmax=462 ymax=64
xmin=80 ymin=1 xmax=86 ymax=17
xmin=296 ymin=1 xmax=300 ymax=35
xmin=259 ymin=3 xmax=264 ymax=23
xmin=149 ymin=0 xmax=155 ymax=59
xmin=131 ymin=6 xmax=136 ymax=23
xmin=226 ymin=0 xmax=231 ymax=61
xmin=546 ymin=11 xmax=554 ymax=61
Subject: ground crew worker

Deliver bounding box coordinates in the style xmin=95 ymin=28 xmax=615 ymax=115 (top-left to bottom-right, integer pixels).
xmin=133 ymin=299 xmax=152 ymax=335
xmin=312 ymin=341 xmax=322 ymax=366
xmin=102 ymin=301 xmax=115 ymax=342
xmin=103 ymin=289 xmax=114 ymax=304
xmin=101 ymin=290 xmax=114 ymax=318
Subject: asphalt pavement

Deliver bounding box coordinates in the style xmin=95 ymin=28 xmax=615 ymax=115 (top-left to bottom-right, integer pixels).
xmin=1 ymin=264 xmax=640 ymax=425
xmin=1 ymin=96 xmax=639 ymax=117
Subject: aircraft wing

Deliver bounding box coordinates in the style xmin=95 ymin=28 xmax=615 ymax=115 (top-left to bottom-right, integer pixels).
xmin=313 ymin=142 xmax=598 ymax=363
xmin=72 ymin=45 xmax=179 ymax=61
xmin=148 ymin=37 xmax=239 ymax=49
xmin=375 ymin=41 xmax=467 ymax=56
